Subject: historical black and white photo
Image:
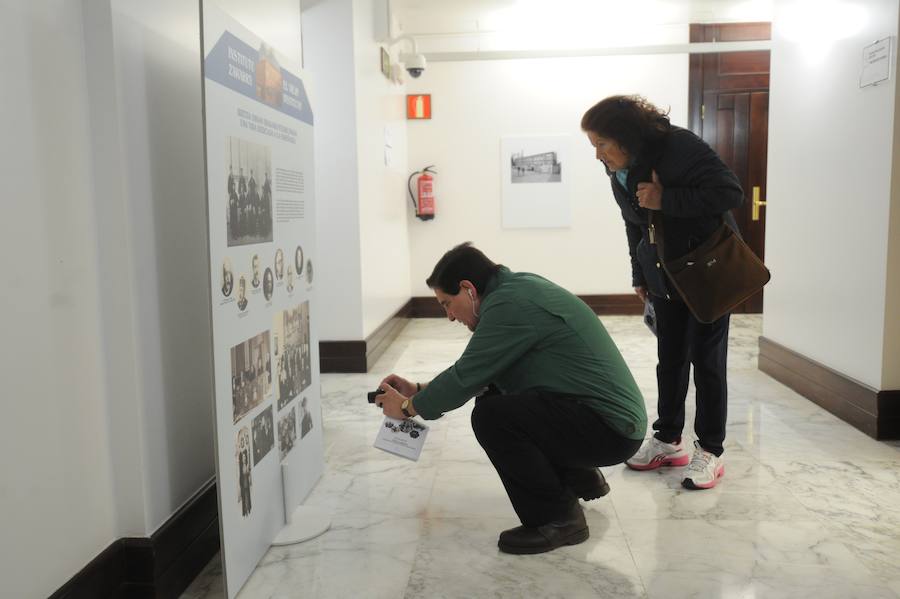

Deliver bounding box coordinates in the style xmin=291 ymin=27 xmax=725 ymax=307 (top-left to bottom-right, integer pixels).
xmin=230 ymin=330 xmax=272 ymax=423
xmin=222 ymin=258 xmax=234 ymax=297
xmin=274 ymin=248 xmax=284 ymax=280
xmin=305 ymin=258 xmax=313 ymax=284
xmin=252 ymin=406 xmax=274 ymax=465
xmin=294 ymin=245 xmax=304 ymax=276
xmin=237 ymin=275 xmax=248 ymax=311
xmin=273 ymin=302 xmax=311 ymax=410
xmin=299 ymin=396 xmax=313 ymax=439
xmin=226 ymin=137 xmax=273 ymax=246
xmin=286 ymin=264 xmax=294 ymax=293
xmin=278 ymin=406 xmax=297 ymax=461
xmin=251 ymin=254 xmax=261 ymax=288
xmin=263 ymin=267 xmax=274 ymax=301
xmin=236 ymin=426 xmax=252 ymax=517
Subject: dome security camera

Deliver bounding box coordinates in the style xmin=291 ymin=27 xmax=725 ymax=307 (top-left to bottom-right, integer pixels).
xmin=405 ymin=53 xmax=426 ymax=78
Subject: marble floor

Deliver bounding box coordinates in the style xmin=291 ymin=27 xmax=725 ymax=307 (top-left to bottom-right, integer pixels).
xmin=183 ymin=315 xmax=900 ymax=599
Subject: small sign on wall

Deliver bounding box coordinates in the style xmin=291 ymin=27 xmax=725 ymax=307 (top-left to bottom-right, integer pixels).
xmin=860 ymin=37 xmax=892 ymax=88
xmin=407 ymin=94 xmax=431 ymax=119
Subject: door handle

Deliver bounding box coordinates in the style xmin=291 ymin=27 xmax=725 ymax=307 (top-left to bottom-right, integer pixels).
xmin=752 ymin=186 xmax=767 ymax=221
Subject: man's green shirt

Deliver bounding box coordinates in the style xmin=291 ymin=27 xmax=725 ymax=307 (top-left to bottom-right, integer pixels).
xmin=412 ymin=267 xmax=647 ymax=440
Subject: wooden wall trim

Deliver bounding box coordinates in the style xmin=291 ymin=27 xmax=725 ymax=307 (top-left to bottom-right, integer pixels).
xmin=320 ymin=295 xmax=644 ymax=373
xmin=578 ymin=294 xmax=644 ymax=315
xmin=758 ymin=336 xmax=900 ymax=439
xmin=410 ymin=296 xmax=443 ymax=318
xmin=412 ymin=294 xmax=643 ymax=319
xmin=51 ymin=480 xmax=219 ymax=599
xmin=320 ymin=301 xmax=413 ymax=373
xmin=319 ymin=341 xmax=368 ymax=373
xmin=365 ymin=300 xmax=412 ymax=371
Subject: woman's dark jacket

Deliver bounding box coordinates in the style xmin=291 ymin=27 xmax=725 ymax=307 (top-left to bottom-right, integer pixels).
xmin=609 ymin=126 xmax=744 ymax=298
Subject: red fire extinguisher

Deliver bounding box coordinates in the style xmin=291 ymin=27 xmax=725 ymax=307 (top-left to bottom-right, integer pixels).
xmin=408 ymin=166 xmax=436 ymax=220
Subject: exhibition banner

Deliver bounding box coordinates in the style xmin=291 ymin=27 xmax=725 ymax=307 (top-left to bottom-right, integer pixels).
xmin=200 ymin=4 xmax=323 ymax=596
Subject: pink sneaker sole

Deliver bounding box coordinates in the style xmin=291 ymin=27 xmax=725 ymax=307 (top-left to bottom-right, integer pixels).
xmin=682 ymin=465 xmax=725 ymax=490
xmin=626 ymin=453 xmax=690 ymax=471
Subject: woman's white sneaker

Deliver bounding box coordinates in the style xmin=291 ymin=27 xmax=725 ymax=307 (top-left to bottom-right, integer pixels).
xmin=681 ymin=441 xmax=725 ymax=489
xmin=625 ymin=437 xmax=690 ymax=471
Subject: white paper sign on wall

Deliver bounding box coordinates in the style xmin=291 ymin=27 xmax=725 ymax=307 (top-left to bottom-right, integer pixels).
xmin=860 ymin=37 xmax=892 ymax=88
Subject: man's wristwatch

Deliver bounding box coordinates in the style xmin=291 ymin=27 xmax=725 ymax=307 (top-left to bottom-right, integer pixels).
xmin=401 ymin=398 xmax=413 ymax=418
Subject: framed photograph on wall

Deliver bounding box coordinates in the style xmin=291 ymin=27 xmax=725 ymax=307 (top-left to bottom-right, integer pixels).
xmin=500 ymin=135 xmax=572 ymax=229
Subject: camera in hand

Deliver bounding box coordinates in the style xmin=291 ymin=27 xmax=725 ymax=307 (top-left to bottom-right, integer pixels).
xmin=367 ymin=389 xmax=385 ymax=404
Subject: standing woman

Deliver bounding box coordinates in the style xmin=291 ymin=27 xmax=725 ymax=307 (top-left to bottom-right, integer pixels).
xmin=581 ymin=95 xmax=743 ymax=489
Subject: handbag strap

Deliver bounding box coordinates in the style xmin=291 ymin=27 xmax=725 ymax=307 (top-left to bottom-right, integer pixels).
xmin=647 ymin=210 xmax=666 ymax=261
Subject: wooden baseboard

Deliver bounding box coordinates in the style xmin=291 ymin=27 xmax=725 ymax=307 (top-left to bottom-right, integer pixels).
xmin=758 ymin=337 xmax=900 ymax=440
xmin=51 ymin=479 xmax=219 ymax=599
xmin=411 ymin=293 xmax=643 ymax=319
xmin=409 ymin=296 xmax=443 ymax=318
xmin=578 ymin=294 xmax=644 ymax=315
xmin=319 ymin=293 xmax=644 ymax=372
xmin=320 ymin=301 xmax=412 ymax=373
xmin=320 ymin=294 xmax=643 ymax=373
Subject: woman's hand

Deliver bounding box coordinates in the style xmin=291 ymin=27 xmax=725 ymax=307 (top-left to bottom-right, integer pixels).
xmin=379 ymin=374 xmax=417 ymax=397
xmin=636 ymin=170 xmax=663 ymax=210
xmin=634 ymin=286 xmax=648 ymax=303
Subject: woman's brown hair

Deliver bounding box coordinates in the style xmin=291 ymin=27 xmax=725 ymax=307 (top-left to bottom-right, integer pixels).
xmin=581 ymin=95 xmax=671 ymax=159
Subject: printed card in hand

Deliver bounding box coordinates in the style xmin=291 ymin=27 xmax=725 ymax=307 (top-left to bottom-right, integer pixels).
xmin=373 ymin=416 xmax=429 ymax=461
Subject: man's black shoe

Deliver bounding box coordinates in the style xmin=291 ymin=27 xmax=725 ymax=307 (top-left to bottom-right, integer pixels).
xmin=564 ymin=468 xmax=611 ymax=501
xmin=497 ymin=505 xmax=589 ymax=555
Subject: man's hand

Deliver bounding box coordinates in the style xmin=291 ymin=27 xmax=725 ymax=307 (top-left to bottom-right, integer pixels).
xmin=636 ymin=170 xmax=663 ymax=210
xmin=634 ymin=286 xmax=648 ymax=303
xmin=379 ymin=374 xmax=417 ymax=397
xmin=375 ymin=383 xmax=409 ymax=420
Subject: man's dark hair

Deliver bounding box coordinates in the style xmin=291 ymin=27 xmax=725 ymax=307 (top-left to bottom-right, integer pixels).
xmin=426 ymin=242 xmax=501 ymax=295
xmin=580 ymin=95 xmax=671 ymax=159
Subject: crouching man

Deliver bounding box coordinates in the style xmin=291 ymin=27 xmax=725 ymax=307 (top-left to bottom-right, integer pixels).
xmin=375 ymin=243 xmax=646 ymax=554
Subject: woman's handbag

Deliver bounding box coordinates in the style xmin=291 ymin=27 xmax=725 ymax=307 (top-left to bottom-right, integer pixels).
xmin=649 ymin=212 xmax=771 ymax=323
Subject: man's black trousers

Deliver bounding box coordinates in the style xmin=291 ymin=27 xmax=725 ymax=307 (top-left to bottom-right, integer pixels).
xmin=471 ymin=391 xmax=641 ymax=528
xmin=650 ymin=295 xmax=730 ymax=456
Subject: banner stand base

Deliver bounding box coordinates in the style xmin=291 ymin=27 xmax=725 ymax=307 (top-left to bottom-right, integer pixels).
xmin=271 ymin=505 xmax=331 ymax=546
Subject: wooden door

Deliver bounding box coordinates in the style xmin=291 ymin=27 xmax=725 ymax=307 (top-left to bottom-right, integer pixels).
xmin=689 ymin=23 xmax=770 ymax=313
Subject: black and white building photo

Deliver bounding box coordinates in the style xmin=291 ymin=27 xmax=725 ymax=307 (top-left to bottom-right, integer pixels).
xmin=251 ymin=406 xmax=274 ymax=465
xmin=226 ymin=137 xmax=273 ymax=246
xmin=510 ymin=150 xmax=562 ymax=183
xmin=230 ymin=330 xmax=272 ymax=423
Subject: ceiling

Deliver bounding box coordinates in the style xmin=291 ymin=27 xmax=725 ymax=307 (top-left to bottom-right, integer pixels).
xmin=390 ymin=0 xmax=774 ymax=36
